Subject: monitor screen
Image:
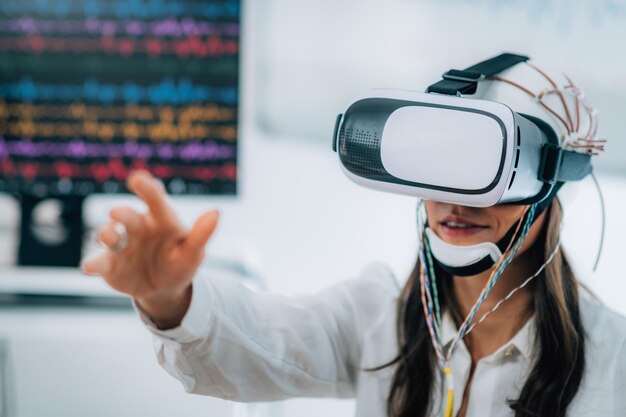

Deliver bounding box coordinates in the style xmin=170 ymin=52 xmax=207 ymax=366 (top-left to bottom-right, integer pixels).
xmin=0 ymin=0 xmax=240 ymax=196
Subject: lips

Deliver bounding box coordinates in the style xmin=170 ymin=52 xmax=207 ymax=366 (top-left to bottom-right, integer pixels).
xmin=439 ymin=215 xmax=488 ymax=238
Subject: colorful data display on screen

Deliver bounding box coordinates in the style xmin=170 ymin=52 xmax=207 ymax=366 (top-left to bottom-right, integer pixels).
xmin=0 ymin=0 xmax=240 ymax=195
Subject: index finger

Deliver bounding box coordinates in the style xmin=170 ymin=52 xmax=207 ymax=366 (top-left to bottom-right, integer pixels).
xmin=127 ymin=170 xmax=177 ymax=225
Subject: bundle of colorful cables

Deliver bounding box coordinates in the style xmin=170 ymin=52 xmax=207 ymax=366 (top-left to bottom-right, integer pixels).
xmin=416 ymin=201 xmax=538 ymax=417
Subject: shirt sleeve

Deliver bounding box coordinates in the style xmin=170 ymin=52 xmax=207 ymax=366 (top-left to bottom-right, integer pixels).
xmin=132 ymin=262 xmax=399 ymax=402
xmin=611 ymin=334 xmax=626 ymax=415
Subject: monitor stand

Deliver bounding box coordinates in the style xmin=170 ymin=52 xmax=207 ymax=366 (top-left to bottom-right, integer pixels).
xmin=16 ymin=194 xmax=85 ymax=267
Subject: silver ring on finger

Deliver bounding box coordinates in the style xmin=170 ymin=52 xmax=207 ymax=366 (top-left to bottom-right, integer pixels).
xmin=110 ymin=222 xmax=129 ymax=253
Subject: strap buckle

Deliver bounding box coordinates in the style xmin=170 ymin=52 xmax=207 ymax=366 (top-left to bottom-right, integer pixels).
xmin=427 ymin=53 xmax=529 ymax=96
xmin=441 ymin=69 xmax=485 ymax=83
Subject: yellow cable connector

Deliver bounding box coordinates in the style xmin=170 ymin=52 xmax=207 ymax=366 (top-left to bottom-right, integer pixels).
xmin=443 ymin=367 xmax=455 ymax=417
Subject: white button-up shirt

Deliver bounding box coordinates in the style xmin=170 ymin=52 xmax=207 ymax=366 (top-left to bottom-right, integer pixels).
xmin=135 ymin=262 xmax=626 ymax=417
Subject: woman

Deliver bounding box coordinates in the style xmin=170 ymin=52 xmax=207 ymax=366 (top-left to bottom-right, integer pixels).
xmin=82 ymin=60 xmax=626 ymax=417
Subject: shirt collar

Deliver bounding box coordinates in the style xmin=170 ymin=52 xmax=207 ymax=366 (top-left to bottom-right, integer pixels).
xmin=439 ymin=309 xmax=536 ymax=362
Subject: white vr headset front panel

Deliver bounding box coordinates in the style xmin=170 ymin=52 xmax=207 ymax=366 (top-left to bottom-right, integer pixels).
xmin=380 ymin=105 xmax=504 ymax=191
xmin=336 ymin=89 xmax=518 ymax=207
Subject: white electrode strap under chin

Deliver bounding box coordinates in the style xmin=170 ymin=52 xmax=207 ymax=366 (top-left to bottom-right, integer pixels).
xmin=425 ymin=227 xmax=503 ymax=274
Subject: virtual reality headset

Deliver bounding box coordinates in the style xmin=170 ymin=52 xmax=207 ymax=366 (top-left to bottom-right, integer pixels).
xmin=331 ymin=53 xmax=592 ymax=207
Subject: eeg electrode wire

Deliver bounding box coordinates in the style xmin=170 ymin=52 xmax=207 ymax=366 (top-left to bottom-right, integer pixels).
xmin=411 ymin=60 xmax=605 ymax=417
xmin=590 ymin=171 xmax=605 ymax=272
xmin=416 ymin=201 xmax=537 ymax=417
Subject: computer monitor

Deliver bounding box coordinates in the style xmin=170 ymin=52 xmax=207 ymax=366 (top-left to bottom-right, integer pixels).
xmin=0 ymin=0 xmax=241 ymax=267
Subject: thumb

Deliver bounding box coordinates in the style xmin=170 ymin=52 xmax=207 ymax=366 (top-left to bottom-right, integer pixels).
xmin=185 ymin=210 xmax=220 ymax=251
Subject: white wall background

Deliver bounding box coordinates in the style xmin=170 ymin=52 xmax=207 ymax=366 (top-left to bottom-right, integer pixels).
xmin=256 ymin=0 xmax=626 ymax=175
xmin=0 ymin=0 xmax=625 ymax=416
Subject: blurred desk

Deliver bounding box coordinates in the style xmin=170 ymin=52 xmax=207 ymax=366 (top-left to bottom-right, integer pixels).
xmin=0 ymin=267 xmax=234 ymax=417
xmin=0 ymin=264 xmax=354 ymax=417
xmin=0 ymin=266 xmax=121 ymax=299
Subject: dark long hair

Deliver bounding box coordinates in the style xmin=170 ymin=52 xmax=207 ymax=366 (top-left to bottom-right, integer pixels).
xmin=369 ymin=200 xmax=586 ymax=417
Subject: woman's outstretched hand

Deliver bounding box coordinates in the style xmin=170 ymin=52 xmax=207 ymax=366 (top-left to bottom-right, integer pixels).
xmin=81 ymin=170 xmax=220 ymax=329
